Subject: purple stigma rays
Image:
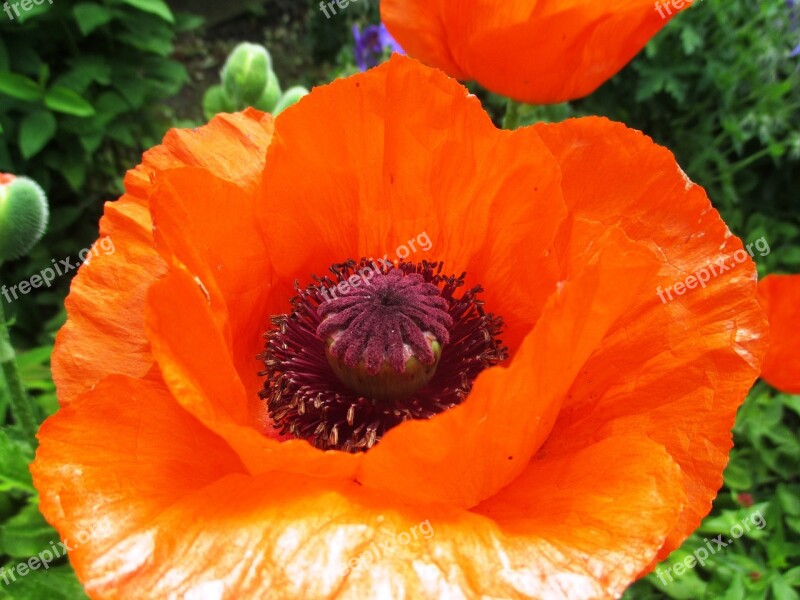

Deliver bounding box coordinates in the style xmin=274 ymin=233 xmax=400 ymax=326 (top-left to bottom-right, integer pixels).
xmin=316 ymin=268 xmax=452 ymax=374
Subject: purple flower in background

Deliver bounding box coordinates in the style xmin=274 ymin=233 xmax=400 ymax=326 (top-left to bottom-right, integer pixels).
xmin=352 ymin=23 xmax=405 ymax=71
xmin=788 ymin=0 xmax=800 ymax=55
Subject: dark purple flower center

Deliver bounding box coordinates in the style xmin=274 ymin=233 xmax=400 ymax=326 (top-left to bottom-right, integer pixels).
xmin=259 ymin=259 xmax=507 ymax=453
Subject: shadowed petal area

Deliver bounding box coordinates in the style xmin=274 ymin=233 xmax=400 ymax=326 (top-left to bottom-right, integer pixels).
xmin=534 ymin=117 xmax=768 ymax=562
xmin=145 ymin=261 xmax=362 ymax=477
xmin=32 ymin=375 xmax=684 ymax=599
xmin=148 ymin=168 xmax=278 ymax=419
xmin=52 ymin=110 xmax=274 ymax=406
xmin=382 ymin=0 xmax=682 ymax=103
xmin=758 ymin=274 xmax=800 ymax=393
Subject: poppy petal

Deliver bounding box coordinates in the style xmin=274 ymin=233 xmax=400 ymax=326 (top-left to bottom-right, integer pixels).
xmin=148 ymin=168 xmax=276 ymax=406
xmin=33 ymin=376 xmax=683 ymax=599
xmin=758 ymin=274 xmax=800 ymax=393
xmin=534 ymin=117 xmax=768 ymax=561
xmin=31 ymin=375 xmax=246 ymax=591
xmin=358 ymin=226 xmax=661 ymax=507
xmin=52 ymin=110 xmax=274 ymax=405
xmin=382 ymin=0 xmax=681 ymax=103
xmin=261 ymin=55 xmax=567 ymax=349
xmin=144 ymin=260 xmax=361 ymax=477
xmin=52 ymin=197 xmax=166 ymax=405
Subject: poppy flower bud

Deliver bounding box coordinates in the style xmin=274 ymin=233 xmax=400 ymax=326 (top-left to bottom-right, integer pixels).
xmin=202 ymin=84 xmax=234 ymax=120
xmin=272 ymin=86 xmax=309 ymax=116
xmin=253 ymin=69 xmax=282 ymax=113
xmin=0 ymin=174 xmax=49 ymax=262
xmin=221 ymin=43 xmax=272 ymax=107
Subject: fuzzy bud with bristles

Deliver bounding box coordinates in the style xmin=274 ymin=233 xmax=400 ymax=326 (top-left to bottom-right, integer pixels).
xmin=0 ymin=174 xmax=49 ymax=262
xmin=221 ymin=43 xmax=273 ymax=107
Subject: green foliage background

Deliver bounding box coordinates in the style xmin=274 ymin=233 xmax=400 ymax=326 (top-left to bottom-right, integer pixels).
xmin=0 ymin=0 xmax=797 ymax=598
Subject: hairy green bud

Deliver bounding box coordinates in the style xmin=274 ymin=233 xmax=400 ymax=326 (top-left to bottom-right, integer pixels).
xmin=254 ymin=69 xmax=282 ymax=113
xmin=0 ymin=175 xmax=49 ymax=262
xmin=202 ymin=84 xmax=234 ymax=120
xmin=273 ymin=86 xmax=310 ymax=116
xmin=221 ymin=43 xmax=272 ymax=107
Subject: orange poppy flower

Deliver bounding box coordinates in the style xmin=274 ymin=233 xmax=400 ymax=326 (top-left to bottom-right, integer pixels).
xmin=32 ymin=56 xmax=766 ymax=599
xmin=758 ymin=274 xmax=800 ymax=394
xmin=381 ymin=0 xmax=684 ymax=104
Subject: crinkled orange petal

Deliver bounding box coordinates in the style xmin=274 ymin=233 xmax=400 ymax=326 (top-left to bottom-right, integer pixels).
xmin=261 ymin=55 xmax=566 ymax=351
xmin=52 ymin=110 xmax=274 ymax=405
xmin=145 ymin=259 xmax=361 ymax=478
xmin=382 ymin=0 xmax=682 ymax=103
xmin=53 ymin=197 xmax=166 ymax=405
xmin=33 ymin=376 xmax=683 ymax=599
xmin=758 ymin=274 xmax=800 ymax=393
xmin=148 ymin=167 xmax=278 ymax=414
xmin=534 ymin=117 xmax=768 ymax=563
xmin=31 ymin=376 xmax=247 ymax=586
xmin=358 ymin=226 xmax=660 ymax=507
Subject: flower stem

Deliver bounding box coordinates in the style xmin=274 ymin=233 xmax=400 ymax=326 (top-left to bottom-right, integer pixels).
xmin=502 ymin=98 xmax=521 ymax=130
xmin=0 ymin=295 xmax=38 ymax=441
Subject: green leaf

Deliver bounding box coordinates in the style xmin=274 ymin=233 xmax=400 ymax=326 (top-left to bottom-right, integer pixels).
xmin=116 ymin=0 xmax=174 ymax=23
xmin=723 ymin=456 xmax=753 ymax=490
xmin=54 ymin=57 xmax=112 ymax=91
xmin=15 ymin=1 xmax=52 ymax=24
xmin=19 ymin=112 xmax=57 ymax=159
xmin=0 ymin=39 xmax=9 ymax=72
xmin=72 ymin=3 xmax=113 ymax=36
xmin=777 ymin=484 xmax=800 ymax=516
xmin=680 ymin=26 xmax=704 ymax=55
xmin=116 ymin=30 xmax=173 ymax=56
xmin=44 ymin=86 xmax=95 ymax=117
xmin=0 ymin=503 xmax=57 ymax=559
xmin=0 ymin=377 xmax=9 ymax=426
xmin=0 ymin=430 xmax=34 ymax=494
xmin=44 ymin=152 xmax=86 ymax=192
xmin=784 ymin=395 xmax=800 ymax=417
xmin=16 ymin=346 xmax=54 ymax=387
xmin=0 ymin=73 xmax=41 ymax=102
xmin=175 ymin=11 xmax=204 ymax=31
xmin=0 ymin=564 xmax=89 ymax=600
xmin=771 ymin=573 xmax=800 ymax=600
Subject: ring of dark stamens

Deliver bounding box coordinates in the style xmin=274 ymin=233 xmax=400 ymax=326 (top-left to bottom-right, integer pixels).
xmin=259 ymin=259 xmax=508 ymax=453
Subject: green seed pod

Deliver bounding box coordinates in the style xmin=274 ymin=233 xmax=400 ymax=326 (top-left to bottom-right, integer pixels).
xmin=0 ymin=175 xmax=49 ymax=262
xmin=253 ymin=69 xmax=282 ymax=113
xmin=202 ymin=84 xmax=234 ymax=121
xmin=273 ymin=86 xmax=310 ymax=116
xmin=221 ymin=43 xmax=272 ymax=108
